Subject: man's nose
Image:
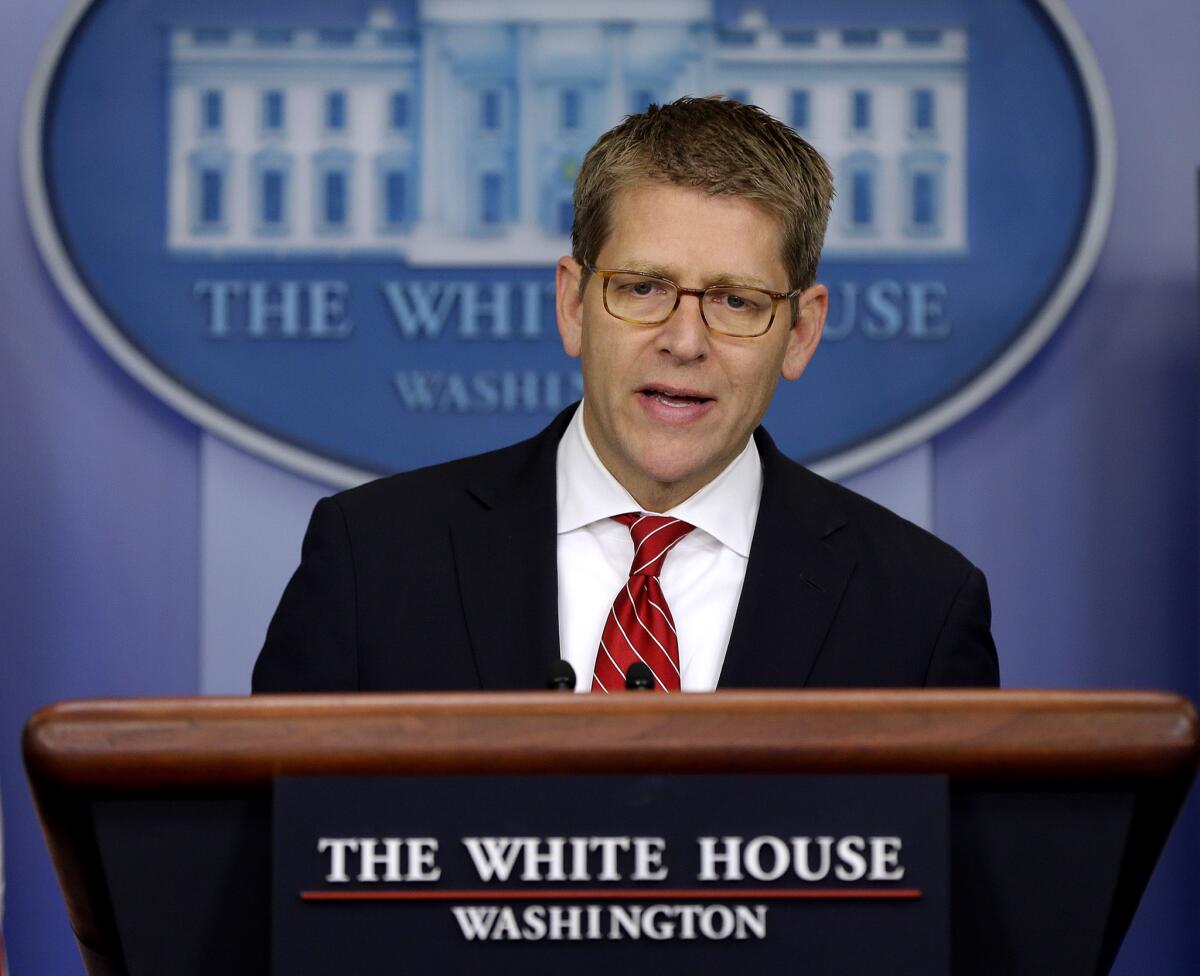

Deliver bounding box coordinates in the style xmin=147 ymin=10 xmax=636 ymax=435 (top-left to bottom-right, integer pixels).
xmin=656 ymin=293 xmax=709 ymax=360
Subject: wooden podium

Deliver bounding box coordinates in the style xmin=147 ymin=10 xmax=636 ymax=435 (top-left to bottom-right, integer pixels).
xmin=24 ymin=690 xmax=1199 ymax=975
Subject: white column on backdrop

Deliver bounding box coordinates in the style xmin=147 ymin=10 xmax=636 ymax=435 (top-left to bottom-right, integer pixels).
xmin=199 ymin=435 xmax=330 ymax=694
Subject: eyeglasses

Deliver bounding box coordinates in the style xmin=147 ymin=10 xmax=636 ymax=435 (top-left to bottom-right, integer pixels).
xmin=584 ymin=266 xmax=800 ymax=338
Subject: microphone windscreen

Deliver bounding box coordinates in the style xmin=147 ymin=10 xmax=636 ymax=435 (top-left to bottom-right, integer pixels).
xmin=547 ymin=659 xmax=577 ymax=691
xmin=625 ymin=661 xmax=655 ymax=690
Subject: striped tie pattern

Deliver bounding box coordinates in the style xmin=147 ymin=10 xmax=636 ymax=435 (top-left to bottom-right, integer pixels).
xmin=592 ymin=513 xmax=695 ymax=693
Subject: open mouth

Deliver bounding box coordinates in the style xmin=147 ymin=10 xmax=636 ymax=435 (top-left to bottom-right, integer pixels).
xmin=641 ymin=387 xmax=714 ymax=408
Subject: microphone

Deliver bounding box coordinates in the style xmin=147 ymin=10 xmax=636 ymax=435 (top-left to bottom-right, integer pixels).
xmin=625 ymin=662 xmax=655 ymax=690
xmin=546 ymin=660 xmax=577 ymax=691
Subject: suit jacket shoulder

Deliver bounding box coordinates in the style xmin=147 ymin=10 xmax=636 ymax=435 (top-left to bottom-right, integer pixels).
xmin=718 ymin=429 xmax=999 ymax=689
xmin=252 ymin=409 xmax=571 ymax=692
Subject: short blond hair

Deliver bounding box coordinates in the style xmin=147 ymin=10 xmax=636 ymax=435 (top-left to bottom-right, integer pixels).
xmin=572 ymin=96 xmax=834 ymax=290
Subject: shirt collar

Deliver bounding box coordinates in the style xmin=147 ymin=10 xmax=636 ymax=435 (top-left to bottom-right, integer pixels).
xmin=556 ymin=404 xmax=762 ymax=557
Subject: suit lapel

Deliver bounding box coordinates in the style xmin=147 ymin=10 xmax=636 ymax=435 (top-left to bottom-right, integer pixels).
xmin=450 ymin=409 xmax=572 ymax=689
xmin=718 ymin=430 xmax=856 ymax=688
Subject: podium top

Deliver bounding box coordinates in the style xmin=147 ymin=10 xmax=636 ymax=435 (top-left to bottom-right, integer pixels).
xmin=24 ymin=689 xmax=1199 ymax=790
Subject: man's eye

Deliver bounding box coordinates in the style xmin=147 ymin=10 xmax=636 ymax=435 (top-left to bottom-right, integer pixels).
xmin=618 ymin=278 xmax=667 ymax=298
xmin=712 ymin=289 xmax=766 ymax=313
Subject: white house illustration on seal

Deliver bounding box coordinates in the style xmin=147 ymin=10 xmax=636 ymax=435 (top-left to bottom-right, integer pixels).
xmin=165 ymin=1 xmax=967 ymax=264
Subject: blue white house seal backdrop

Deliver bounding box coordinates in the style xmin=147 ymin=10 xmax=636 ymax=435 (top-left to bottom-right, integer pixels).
xmin=25 ymin=0 xmax=1113 ymax=484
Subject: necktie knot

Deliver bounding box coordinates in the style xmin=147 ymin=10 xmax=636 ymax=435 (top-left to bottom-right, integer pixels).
xmin=614 ymin=513 xmax=695 ymax=579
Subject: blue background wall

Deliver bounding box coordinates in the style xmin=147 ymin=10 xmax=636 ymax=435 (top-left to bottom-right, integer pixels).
xmin=2 ymin=1 xmax=1196 ymax=972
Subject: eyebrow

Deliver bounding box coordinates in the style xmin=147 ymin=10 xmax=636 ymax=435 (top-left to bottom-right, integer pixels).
xmin=613 ymin=260 xmax=776 ymax=291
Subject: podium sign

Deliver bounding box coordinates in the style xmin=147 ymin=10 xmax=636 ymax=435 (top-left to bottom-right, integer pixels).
xmin=273 ymin=774 xmax=947 ymax=975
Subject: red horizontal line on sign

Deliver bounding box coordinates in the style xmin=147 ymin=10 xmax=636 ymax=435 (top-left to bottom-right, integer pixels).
xmin=300 ymin=888 xmax=922 ymax=902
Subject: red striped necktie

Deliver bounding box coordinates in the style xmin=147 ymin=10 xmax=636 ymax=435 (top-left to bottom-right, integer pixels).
xmin=592 ymin=513 xmax=696 ymax=693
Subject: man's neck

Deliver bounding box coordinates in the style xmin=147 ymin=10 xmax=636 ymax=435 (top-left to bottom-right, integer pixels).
xmin=625 ymin=478 xmax=702 ymax=514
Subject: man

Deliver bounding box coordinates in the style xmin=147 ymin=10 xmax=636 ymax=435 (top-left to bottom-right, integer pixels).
xmin=253 ymin=97 xmax=998 ymax=694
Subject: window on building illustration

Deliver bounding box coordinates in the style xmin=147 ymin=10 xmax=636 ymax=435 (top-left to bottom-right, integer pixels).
xmin=631 ymin=89 xmax=655 ymax=114
xmin=912 ymin=172 xmax=936 ymax=228
xmin=727 ymin=89 xmax=750 ymax=105
xmin=851 ymin=90 xmax=872 ymax=132
xmin=201 ymin=90 xmax=223 ymax=133
xmin=385 ymin=170 xmax=408 ymax=226
xmin=481 ymin=90 xmax=501 ymax=131
xmin=324 ymin=170 xmax=347 ymax=226
xmin=326 ymin=91 xmax=347 ymax=131
xmin=252 ymin=149 xmax=290 ymax=233
xmin=200 ymin=168 xmax=223 ymax=225
xmin=905 ymin=28 xmax=942 ymax=47
xmin=390 ymin=91 xmax=410 ymax=130
xmin=380 ymin=29 xmax=417 ymax=46
xmin=193 ymin=28 xmax=230 ymax=46
xmin=561 ymin=90 xmax=581 ymax=131
xmin=852 ymin=170 xmax=874 ymax=227
xmin=263 ymin=90 xmax=285 ymax=132
xmin=260 ymin=169 xmax=285 ymax=226
xmin=790 ymin=90 xmax=810 ymax=131
xmin=843 ymin=29 xmax=879 ymax=47
xmin=558 ymin=199 xmax=574 ymax=236
xmin=318 ymin=28 xmax=356 ymax=46
xmin=255 ymin=28 xmax=292 ymax=46
xmin=912 ymin=89 xmax=936 ymax=132
xmin=190 ymin=148 xmax=229 ymax=232
xmin=482 ymin=172 xmax=503 ymax=225
xmin=781 ymin=28 xmax=816 ymax=46
xmin=716 ymin=28 xmax=755 ymax=47
xmin=315 ymin=149 xmax=352 ymax=230
xmin=901 ymin=150 xmax=945 ymax=235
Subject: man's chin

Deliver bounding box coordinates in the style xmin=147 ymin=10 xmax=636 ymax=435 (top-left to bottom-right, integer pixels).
xmin=628 ymin=456 xmax=721 ymax=507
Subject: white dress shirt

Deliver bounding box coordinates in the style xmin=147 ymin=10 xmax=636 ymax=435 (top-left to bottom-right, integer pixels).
xmin=556 ymin=405 xmax=762 ymax=692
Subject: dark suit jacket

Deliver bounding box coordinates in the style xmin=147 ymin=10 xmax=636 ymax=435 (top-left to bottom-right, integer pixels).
xmin=253 ymin=405 xmax=998 ymax=692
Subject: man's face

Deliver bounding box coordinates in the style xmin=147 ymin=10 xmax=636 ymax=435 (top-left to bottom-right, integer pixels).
xmin=556 ymin=180 xmax=828 ymax=511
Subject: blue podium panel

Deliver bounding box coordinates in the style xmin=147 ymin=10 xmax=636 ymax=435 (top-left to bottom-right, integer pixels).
xmin=272 ymin=774 xmax=948 ymax=975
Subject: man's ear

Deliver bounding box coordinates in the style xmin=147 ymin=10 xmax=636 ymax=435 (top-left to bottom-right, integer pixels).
xmin=781 ymin=284 xmax=828 ymax=382
xmin=555 ymin=257 xmax=584 ymax=359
